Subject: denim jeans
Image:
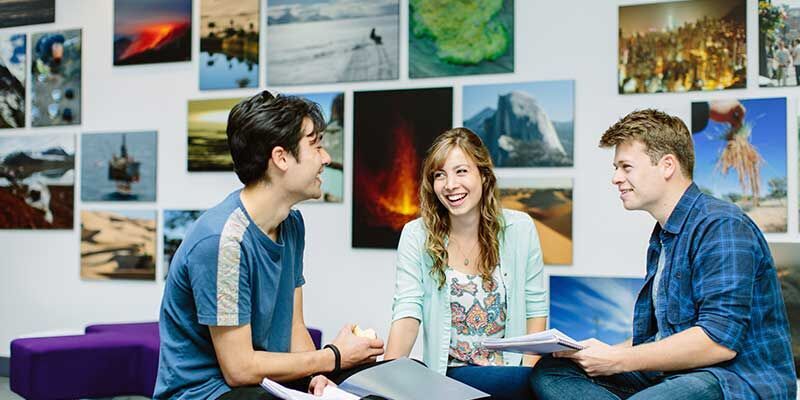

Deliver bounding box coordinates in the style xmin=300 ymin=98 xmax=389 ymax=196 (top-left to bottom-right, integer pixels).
xmin=530 ymin=358 xmax=722 ymax=400
xmin=446 ymin=365 xmax=535 ymax=400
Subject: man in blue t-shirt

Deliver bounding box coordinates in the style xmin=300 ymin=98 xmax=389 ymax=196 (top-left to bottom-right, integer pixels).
xmin=154 ymin=91 xmax=385 ymax=399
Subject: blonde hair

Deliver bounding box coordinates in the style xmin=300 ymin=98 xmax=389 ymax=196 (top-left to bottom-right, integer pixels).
xmin=419 ymin=127 xmax=504 ymax=289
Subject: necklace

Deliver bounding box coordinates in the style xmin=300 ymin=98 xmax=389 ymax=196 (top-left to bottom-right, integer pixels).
xmin=450 ymin=236 xmax=479 ymax=266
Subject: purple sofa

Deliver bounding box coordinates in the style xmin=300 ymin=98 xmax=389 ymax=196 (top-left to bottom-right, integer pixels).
xmin=10 ymin=322 xmax=323 ymax=399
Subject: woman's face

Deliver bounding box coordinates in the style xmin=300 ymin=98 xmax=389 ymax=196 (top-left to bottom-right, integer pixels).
xmin=432 ymin=147 xmax=483 ymax=219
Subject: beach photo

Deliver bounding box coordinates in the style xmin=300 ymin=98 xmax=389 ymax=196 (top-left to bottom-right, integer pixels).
xmin=163 ymin=209 xmax=204 ymax=278
xmin=549 ymin=276 xmax=644 ymax=345
xmin=267 ymin=0 xmax=399 ymax=85
xmin=31 ymin=29 xmax=82 ymax=127
xmin=81 ymin=131 xmax=157 ymax=202
xmin=187 ymin=97 xmax=242 ymax=171
xmin=692 ymin=97 xmax=787 ymax=233
xmin=463 ymin=80 xmax=573 ymax=167
xmin=81 ymin=209 xmax=156 ymax=281
xmin=409 ymin=0 xmax=513 ymax=78
xmin=0 ymin=33 xmax=25 ymax=129
xmin=199 ymin=0 xmax=259 ymax=90
xmin=352 ymin=88 xmax=452 ymax=249
xmin=619 ymin=0 xmax=746 ymax=94
xmin=0 ymin=134 xmax=74 ymax=229
xmin=499 ymin=178 xmax=572 ymax=265
xmin=113 ymin=0 xmax=192 ymax=66
xmin=0 ymin=0 xmax=54 ymax=28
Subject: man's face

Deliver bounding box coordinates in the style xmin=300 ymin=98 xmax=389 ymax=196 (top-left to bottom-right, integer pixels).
xmin=285 ymin=117 xmax=331 ymax=201
xmin=611 ymin=140 xmax=667 ymax=212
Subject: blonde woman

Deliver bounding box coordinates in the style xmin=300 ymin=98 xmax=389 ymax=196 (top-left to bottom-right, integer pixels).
xmin=385 ymin=127 xmax=547 ymax=399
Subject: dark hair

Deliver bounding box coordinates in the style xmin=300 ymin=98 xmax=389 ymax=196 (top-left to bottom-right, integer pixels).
xmin=227 ymin=90 xmax=325 ymax=186
xmin=599 ymin=109 xmax=694 ymax=179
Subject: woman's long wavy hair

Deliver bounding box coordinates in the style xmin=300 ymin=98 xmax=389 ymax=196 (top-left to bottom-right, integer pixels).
xmin=419 ymin=127 xmax=504 ymax=290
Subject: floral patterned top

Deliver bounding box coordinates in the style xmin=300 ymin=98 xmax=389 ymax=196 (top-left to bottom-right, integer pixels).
xmin=446 ymin=266 xmax=507 ymax=367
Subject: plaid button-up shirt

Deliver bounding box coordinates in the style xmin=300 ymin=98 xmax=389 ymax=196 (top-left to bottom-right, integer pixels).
xmin=632 ymin=183 xmax=795 ymax=399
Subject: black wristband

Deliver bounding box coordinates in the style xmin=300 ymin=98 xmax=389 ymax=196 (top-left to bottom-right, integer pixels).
xmin=323 ymin=344 xmax=341 ymax=375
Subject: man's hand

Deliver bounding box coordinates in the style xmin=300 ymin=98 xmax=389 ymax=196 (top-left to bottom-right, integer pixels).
xmin=308 ymin=375 xmax=336 ymax=396
xmin=554 ymin=338 xmax=629 ymax=377
xmin=709 ymin=100 xmax=746 ymax=130
xmin=331 ymin=324 xmax=384 ymax=369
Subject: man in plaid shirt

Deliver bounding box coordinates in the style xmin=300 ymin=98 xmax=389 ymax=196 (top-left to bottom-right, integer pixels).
xmin=531 ymin=109 xmax=795 ymax=400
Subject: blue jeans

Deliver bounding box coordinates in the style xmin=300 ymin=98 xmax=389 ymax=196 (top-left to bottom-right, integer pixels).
xmin=447 ymin=365 xmax=535 ymax=400
xmin=530 ymin=358 xmax=723 ymax=400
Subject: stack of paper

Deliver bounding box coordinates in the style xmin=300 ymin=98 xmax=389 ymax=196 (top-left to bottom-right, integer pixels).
xmin=483 ymin=329 xmax=585 ymax=354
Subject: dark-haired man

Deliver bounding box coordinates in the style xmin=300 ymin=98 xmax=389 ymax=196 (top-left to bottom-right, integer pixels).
xmin=531 ymin=109 xmax=795 ymax=400
xmin=154 ymin=91 xmax=384 ymax=399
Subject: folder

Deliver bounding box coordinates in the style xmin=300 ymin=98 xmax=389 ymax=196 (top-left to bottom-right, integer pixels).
xmin=260 ymin=357 xmax=489 ymax=400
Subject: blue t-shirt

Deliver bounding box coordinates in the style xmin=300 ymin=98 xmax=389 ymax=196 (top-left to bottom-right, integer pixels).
xmin=154 ymin=190 xmax=306 ymax=399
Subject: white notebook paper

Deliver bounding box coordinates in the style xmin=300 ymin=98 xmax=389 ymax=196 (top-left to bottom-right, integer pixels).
xmin=260 ymin=377 xmax=358 ymax=400
xmin=482 ymin=328 xmax=585 ymax=354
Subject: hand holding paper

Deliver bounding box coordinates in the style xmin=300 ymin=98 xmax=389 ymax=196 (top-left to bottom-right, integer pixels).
xmin=554 ymin=338 xmax=629 ymax=377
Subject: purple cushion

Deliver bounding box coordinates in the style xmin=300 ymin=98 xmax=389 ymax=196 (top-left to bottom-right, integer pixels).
xmin=11 ymin=333 xmax=152 ymax=399
xmin=308 ymin=327 xmax=322 ymax=350
xmin=10 ymin=322 xmax=322 ymax=399
xmin=85 ymin=321 xmax=158 ymax=336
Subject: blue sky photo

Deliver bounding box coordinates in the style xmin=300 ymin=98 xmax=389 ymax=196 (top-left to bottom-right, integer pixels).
xmin=693 ymin=97 xmax=786 ymax=198
xmin=291 ymin=91 xmax=336 ymax=120
xmin=550 ymin=276 xmax=643 ymax=345
xmin=463 ymin=80 xmax=574 ymax=122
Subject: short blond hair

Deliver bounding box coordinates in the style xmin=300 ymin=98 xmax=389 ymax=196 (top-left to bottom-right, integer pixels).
xmin=599 ymin=109 xmax=694 ymax=179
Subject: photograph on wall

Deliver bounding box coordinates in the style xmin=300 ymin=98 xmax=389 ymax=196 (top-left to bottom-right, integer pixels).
xmin=81 ymin=209 xmax=156 ymax=281
xmin=199 ymin=0 xmax=259 ymax=90
xmin=692 ymin=97 xmax=787 ymax=233
xmin=81 ymin=131 xmax=157 ymax=202
xmin=498 ymin=178 xmax=572 ymax=265
xmin=0 ymin=134 xmax=74 ymax=229
xmin=113 ymin=0 xmax=192 ymax=66
xmin=0 ymin=0 xmax=54 ymax=28
xmin=759 ymin=1 xmax=800 ymax=87
xmin=0 ymin=33 xmax=25 ymax=129
xmin=289 ymin=92 xmax=344 ymax=202
xmin=163 ymin=209 xmax=204 ymax=277
xmin=463 ymin=80 xmax=573 ymax=167
xmin=187 ymin=97 xmax=242 ymax=171
xmin=352 ymin=88 xmax=452 ymax=248
xmin=618 ymin=0 xmax=746 ymax=94
xmin=267 ymin=0 xmax=399 ymax=85
xmin=409 ymin=0 xmax=513 ymax=78
xmin=768 ymin=242 xmax=800 ymax=376
xmin=550 ymin=276 xmax=644 ymax=345
xmin=31 ymin=29 xmax=81 ymax=127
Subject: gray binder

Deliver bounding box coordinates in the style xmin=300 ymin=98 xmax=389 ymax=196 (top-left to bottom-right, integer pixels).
xmin=338 ymin=358 xmax=489 ymax=400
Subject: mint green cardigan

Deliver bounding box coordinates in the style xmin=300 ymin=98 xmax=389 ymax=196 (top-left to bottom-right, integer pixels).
xmin=391 ymin=209 xmax=548 ymax=374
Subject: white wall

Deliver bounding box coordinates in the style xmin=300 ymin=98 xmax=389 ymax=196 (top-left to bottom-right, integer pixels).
xmin=1 ymin=0 xmax=797 ymax=359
